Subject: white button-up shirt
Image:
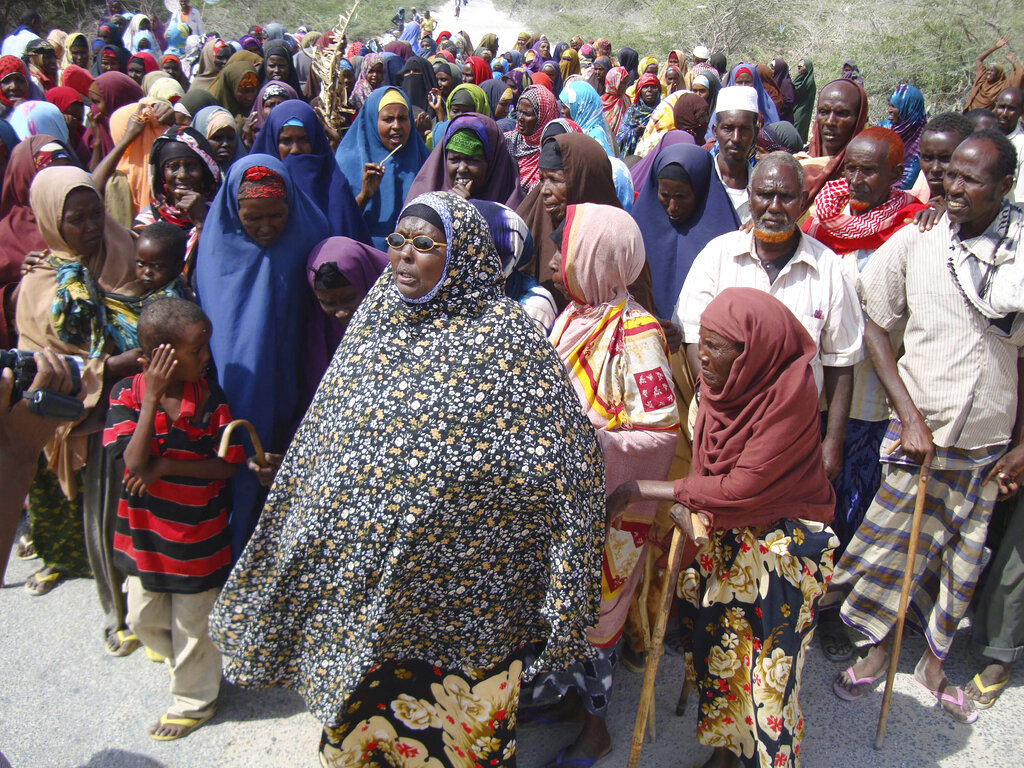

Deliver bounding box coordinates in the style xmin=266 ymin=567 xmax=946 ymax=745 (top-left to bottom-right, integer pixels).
xmin=674 ymin=229 xmax=865 ymax=393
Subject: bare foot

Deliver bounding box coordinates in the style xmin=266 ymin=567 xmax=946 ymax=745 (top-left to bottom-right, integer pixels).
xmin=701 ymin=747 xmax=741 ymax=768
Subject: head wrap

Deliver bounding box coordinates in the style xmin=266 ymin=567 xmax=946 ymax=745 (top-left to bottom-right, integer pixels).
xmin=192 ymin=105 xmax=245 ymax=170
xmin=674 ymin=288 xmax=835 ymax=529
xmin=398 ymin=55 xmax=439 ymax=112
xmin=757 ymin=121 xmax=803 ymax=154
xmin=44 ymin=86 xmax=82 ymax=115
xmin=559 ymin=80 xmax=614 ymax=156
xmin=466 ymin=56 xmax=492 ymax=85
xmin=445 ymin=128 xmax=485 ymax=156
xmin=515 ymin=132 xmax=622 ymax=286
xmin=600 ymin=66 xmax=630 ymax=136
xmin=249 ymin=79 xmax=298 ymax=132
xmin=250 ymin=99 xmax=369 ymax=242
xmin=719 ymin=62 xmax=780 ymax=124
xmin=351 ymin=53 xmax=385 ymax=108
xmin=83 ymin=71 xmax=143 ymax=159
xmin=208 ymin=53 xmax=260 ymax=117
xmin=62 ymin=32 xmax=92 ymax=69
xmin=61 ymin=63 xmax=94 ymax=99
xmin=504 ymin=84 xmax=559 ymax=191
xmin=886 ymin=83 xmax=927 ymax=180
xmin=194 ymin=154 xmax=329 ymax=553
xmin=9 ymin=101 xmax=69 ymax=143
xmin=128 ymin=51 xmax=159 ymax=76
xmin=805 ymin=78 xmax=869 ymax=201
xmin=411 ymin=113 xmax=523 ymax=209
xmin=303 ymin=235 xmax=389 ymax=389
xmin=335 ymin=87 xmax=431 ymax=250
xmin=0 ymin=57 xmax=28 ymax=108
xmin=630 ymin=143 xmax=740 ymax=316
xmin=259 ymin=39 xmax=303 ymax=95
xmin=791 ymin=60 xmax=817 ymax=143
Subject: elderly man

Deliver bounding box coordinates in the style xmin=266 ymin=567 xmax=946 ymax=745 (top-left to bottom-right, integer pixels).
xmin=801 ymin=126 xmax=929 ymax=659
xmin=993 ymin=87 xmax=1023 ymax=202
xmin=830 ymin=130 xmax=1023 ymax=725
xmin=711 ymin=86 xmax=761 ymax=224
xmin=799 ymin=78 xmax=868 ymax=206
xmin=675 ymin=151 xmax=863 ymax=485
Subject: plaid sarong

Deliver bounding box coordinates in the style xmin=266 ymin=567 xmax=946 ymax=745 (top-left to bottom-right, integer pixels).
xmin=833 ymin=421 xmax=1002 ymax=658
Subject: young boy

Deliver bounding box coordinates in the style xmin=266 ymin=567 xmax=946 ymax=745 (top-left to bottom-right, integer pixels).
xmin=135 ymin=221 xmax=191 ymax=298
xmin=103 ymin=298 xmax=245 ymax=741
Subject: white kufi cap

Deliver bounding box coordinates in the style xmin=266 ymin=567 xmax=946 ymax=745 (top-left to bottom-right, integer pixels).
xmin=715 ymin=85 xmax=759 ymax=116
xmin=692 ymin=45 xmax=710 ymax=60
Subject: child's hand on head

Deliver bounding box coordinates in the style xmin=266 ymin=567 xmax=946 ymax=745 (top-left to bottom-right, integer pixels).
xmin=142 ymin=343 xmax=178 ymax=401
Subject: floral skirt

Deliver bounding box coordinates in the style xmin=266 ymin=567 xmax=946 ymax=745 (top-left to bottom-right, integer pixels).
xmin=678 ymin=520 xmax=837 ymax=768
xmin=319 ymin=653 xmax=523 ymax=768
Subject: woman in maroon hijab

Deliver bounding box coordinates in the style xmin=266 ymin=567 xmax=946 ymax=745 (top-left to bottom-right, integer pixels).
xmin=607 ymin=287 xmax=837 ymax=768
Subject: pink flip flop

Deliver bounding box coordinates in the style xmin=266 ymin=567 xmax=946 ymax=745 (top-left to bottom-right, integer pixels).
xmin=912 ymin=669 xmax=979 ymax=724
xmin=832 ymin=666 xmax=884 ymax=701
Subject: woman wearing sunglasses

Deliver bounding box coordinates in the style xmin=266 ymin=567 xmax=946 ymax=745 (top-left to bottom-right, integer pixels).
xmin=211 ymin=191 xmax=606 ymax=768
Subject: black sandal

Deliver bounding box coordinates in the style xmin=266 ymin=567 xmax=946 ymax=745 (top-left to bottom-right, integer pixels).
xmin=817 ymin=612 xmax=853 ymax=662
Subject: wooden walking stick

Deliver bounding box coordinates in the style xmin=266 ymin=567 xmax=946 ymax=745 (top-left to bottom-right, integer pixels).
xmin=218 ymin=419 xmax=270 ymax=467
xmin=874 ymin=465 xmax=930 ymax=749
xmin=627 ymin=503 xmax=709 ymax=768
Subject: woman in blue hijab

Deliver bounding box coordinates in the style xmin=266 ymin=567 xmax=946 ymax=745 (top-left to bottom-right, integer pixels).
xmin=334 ymin=87 xmax=430 ymax=249
xmin=398 ymin=20 xmax=422 ymax=54
xmin=630 ymin=143 xmax=740 ymax=318
xmin=559 ymin=80 xmax=614 ymax=155
xmin=194 ymin=154 xmax=329 ymax=557
xmin=880 ymin=83 xmax=927 ymax=189
xmin=720 ymin=62 xmax=780 ymax=124
xmin=251 ymin=99 xmax=369 ymax=241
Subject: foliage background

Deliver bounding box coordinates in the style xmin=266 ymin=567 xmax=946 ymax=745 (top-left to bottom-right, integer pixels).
xmin=4 ymin=0 xmax=1023 ymax=121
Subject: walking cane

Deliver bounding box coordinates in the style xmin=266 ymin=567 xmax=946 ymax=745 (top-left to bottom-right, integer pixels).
xmin=874 ymin=465 xmax=930 ymax=749
xmin=627 ymin=503 xmax=709 ymax=768
xmin=217 ymin=419 xmax=270 ymax=467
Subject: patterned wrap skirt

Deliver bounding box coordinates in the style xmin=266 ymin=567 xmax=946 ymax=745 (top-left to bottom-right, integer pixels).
xmin=678 ymin=519 xmax=837 ymax=768
xmin=319 ymin=652 xmax=524 ymax=768
xmin=834 ymin=458 xmax=998 ymax=659
xmin=27 ymin=456 xmax=90 ymax=576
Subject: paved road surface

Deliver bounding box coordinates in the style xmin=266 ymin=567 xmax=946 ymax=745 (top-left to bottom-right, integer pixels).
xmin=2 ymin=529 xmax=1023 ymax=767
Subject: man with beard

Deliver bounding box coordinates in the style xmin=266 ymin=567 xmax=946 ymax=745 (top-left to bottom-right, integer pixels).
xmin=830 ymin=130 xmax=1023 ymax=725
xmin=711 ymin=86 xmax=761 ymax=224
xmin=993 ymin=86 xmax=1023 ymax=202
xmin=798 ymin=77 xmax=867 ymax=207
xmin=801 ymin=126 xmax=929 ymax=660
xmin=675 ymin=151 xmax=863 ymax=486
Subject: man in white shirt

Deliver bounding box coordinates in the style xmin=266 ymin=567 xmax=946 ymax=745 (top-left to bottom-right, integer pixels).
xmin=711 ymin=86 xmax=761 ymax=225
xmin=1 ymin=10 xmax=43 ymax=58
xmin=168 ymin=0 xmax=205 ymax=38
xmin=674 ymin=151 xmax=864 ymax=481
xmin=994 ymin=87 xmax=1023 ymax=202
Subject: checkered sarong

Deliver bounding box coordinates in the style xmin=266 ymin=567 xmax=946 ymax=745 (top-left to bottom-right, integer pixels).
xmin=833 ymin=449 xmax=999 ymax=658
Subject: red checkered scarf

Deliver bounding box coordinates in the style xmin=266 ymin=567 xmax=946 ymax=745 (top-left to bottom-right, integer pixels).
xmin=804 ymin=178 xmax=923 ymax=254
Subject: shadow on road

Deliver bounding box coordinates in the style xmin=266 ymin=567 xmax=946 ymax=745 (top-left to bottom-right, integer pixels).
xmin=77 ymin=749 xmax=166 ymax=768
xmin=216 ymin=681 xmax=309 ymax=722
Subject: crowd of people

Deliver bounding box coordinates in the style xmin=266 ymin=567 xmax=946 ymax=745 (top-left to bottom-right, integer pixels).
xmin=1 ymin=3 xmax=1024 ymax=767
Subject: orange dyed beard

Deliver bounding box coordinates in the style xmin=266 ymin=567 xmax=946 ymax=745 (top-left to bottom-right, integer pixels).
xmin=849 ymin=199 xmax=872 ymax=214
xmin=753 ymin=226 xmax=796 ymax=243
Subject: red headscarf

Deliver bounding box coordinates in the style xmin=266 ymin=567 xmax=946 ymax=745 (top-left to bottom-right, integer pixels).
xmin=83 ymin=71 xmax=144 ymax=163
xmin=633 ymin=73 xmax=660 ymax=104
xmin=530 ymin=71 xmax=552 ymax=92
xmin=805 ymin=78 xmax=869 ymax=202
xmin=673 ymin=288 xmax=835 ymax=529
xmin=0 ymin=56 xmax=28 ymax=107
xmin=60 ymin=63 xmax=93 ymax=98
xmin=45 ymin=86 xmax=82 ymax=114
xmin=466 ymin=55 xmax=492 ymax=85
xmin=129 ymin=52 xmax=159 ymax=74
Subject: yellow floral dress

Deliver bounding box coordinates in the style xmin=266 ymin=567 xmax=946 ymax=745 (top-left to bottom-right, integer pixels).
xmin=678 ymin=520 xmax=837 ymax=768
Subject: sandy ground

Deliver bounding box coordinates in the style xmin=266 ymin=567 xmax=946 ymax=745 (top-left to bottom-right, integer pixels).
xmin=2 ymin=521 xmax=1023 ymax=768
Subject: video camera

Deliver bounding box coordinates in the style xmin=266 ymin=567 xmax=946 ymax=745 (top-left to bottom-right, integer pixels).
xmin=0 ymin=349 xmax=86 ymax=421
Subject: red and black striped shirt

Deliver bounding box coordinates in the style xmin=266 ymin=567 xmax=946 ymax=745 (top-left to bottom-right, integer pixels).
xmin=103 ymin=375 xmax=246 ymax=593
